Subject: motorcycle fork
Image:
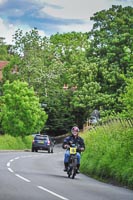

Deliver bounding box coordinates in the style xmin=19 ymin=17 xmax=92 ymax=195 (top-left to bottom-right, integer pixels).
xmin=68 ymin=155 xmax=77 ymax=171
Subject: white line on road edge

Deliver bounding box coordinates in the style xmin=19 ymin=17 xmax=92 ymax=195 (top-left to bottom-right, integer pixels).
xmin=37 ymin=186 xmax=70 ymax=200
xmin=7 ymin=162 xmax=10 ymax=167
xmin=8 ymin=168 xmax=14 ymax=173
xmin=14 ymin=157 xmax=20 ymax=160
xmin=15 ymin=174 xmax=31 ymax=182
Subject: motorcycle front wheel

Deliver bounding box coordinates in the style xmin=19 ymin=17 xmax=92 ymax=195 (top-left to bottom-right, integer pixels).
xmin=72 ymin=167 xmax=77 ymax=179
xmin=67 ymin=167 xmax=72 ymax=178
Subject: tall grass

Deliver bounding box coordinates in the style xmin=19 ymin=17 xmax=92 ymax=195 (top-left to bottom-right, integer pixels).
xmin=80 ymin=122 xmax=133 ymax=189
xmin=0 ymin=134 xmax=33 ymax=150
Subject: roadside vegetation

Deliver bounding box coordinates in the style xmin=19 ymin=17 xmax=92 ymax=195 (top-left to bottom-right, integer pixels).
xmin=0 ymin=134 xmax=32 ymax=150
xmin=80 ymin=121 xmax=133 ymax=190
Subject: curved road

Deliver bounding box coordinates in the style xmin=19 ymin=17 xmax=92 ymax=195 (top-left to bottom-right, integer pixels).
xmin=0 ymin=145 xmax=132 ymax=200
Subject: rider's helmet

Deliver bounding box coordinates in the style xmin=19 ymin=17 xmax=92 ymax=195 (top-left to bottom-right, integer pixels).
xmin=71 ymin=126 xmax=79 ymax=136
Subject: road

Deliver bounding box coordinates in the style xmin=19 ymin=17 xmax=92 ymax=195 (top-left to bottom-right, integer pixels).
xmin=0 ymin=145 xmax=132 ymax=200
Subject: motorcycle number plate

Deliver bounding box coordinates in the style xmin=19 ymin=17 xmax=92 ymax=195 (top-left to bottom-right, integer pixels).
xmin=70 ymin=147 xmax=76 ymax=154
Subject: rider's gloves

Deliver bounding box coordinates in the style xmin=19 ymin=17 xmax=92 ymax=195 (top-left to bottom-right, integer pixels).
xmin=79 ymin=147 xmax=84 ymax=151
xmin=64 ymin=144 xmax=69 ymax=149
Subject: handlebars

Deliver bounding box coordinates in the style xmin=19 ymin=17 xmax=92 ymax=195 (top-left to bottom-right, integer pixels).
xmin=64 ymin=143 xmax=84 ymax=152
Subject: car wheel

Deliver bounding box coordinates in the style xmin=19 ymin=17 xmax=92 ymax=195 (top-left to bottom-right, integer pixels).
xmin=51 ymin=148 xmax=53 ymax=153
xmin=35 ymin=149 xmax=38 ymax=152
xmin=32 ymin=147 xmax=34 ymax=152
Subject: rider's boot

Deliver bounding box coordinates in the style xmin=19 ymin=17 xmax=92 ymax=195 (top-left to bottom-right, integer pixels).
xmin=64 ymin=162 xmax=68 ymax=171
xmin=76 ymin=164 xmax=80 ymax=173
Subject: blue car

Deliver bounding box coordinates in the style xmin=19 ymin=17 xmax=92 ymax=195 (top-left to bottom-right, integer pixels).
xmin=32 ymin=134 xmax=55 ymax=153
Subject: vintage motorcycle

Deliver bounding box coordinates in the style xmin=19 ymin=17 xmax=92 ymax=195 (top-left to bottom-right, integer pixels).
xmin=67 ymin=144 xmax=78 ymax=179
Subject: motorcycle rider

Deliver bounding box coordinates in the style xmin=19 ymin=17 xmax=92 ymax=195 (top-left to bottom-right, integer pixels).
xmin=62 ymin=126 xmax=85 ymax=173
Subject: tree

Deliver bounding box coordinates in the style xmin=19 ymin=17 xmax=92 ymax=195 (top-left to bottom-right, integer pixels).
xmin=11 ymin=30 xmax=93 ymax=130
xmin=0 ymin=37 xmax=13 ymax=61
xmin=0 ymin=80 xmax=48 ymax=137
xmin=2 ymin=29 xmax=106 ymax=131
xmin=87 ymin=5 xmax=133 ymax=114
xmin=5 ymin=18 xmax=133 ymax=133
xmin=49 ymin=32 xmax=96 ymax=127
xmin=119 ymin=78 xmax=133 ymax=117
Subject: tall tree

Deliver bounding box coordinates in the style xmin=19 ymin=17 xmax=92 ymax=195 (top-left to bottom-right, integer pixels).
xmin=0 ymin=80 xmax=48 ymax=137
xmin=49 ymin=32 xmax=97 ymax=127
xmin=87 ymin=5 xmax=133 ymax=114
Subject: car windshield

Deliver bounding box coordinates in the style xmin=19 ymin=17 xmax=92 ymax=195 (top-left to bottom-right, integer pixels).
xmin=35 ymin=135 xmax=48 ymax=140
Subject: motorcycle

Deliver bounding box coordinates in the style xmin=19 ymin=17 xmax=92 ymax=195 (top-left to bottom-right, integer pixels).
xmin=67 ymin=144 xmax=78 ymax=179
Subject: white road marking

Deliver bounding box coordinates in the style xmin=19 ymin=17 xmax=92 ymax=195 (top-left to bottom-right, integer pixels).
xmin=15 ymin=174 xmax=31 ymax=182
xmin=7 ymin=162 xmax=10 ymax=167
xmin=14 ymin=157 xmax=20 ymax=160
xmin=37 ymin=186 xmax=70 ymax=200
xmin=7 ymin=154 xmax=70 ymax=200
xmin=8 ymin=167 xmax=14 ymax=173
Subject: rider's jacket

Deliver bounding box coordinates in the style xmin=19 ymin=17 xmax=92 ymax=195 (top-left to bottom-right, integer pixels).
xmin=62 ymin=135 xmax=85 ymax=152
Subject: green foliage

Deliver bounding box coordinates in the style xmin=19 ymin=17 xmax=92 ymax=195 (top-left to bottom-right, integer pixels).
xmin=2 ymin=5 xmax=133 ymax=134
xmin=2 ymin=55 xmax=21 ymax=82
xmin=0 ymin=37 xmax=12 ymax=61
xmin=0 ymin=134 xmax=32 ymax=150
xmin=87 ymin=5 xmax=133 ymax=113
xmin=80 ymin=121 xmax=133 ymax=189
xmin=119 ymin=78 xmax=133 ymax=117
xmin=0 ymin=80 xmax=48 ymax=137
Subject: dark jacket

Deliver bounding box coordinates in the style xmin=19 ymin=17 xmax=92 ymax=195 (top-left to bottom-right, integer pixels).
xmin=62 ymin=135 xmax=85 ymax=151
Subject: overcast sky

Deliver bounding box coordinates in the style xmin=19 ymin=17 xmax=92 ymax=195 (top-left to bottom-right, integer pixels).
xmin=0 ymin=0 xmax=132 ymax=44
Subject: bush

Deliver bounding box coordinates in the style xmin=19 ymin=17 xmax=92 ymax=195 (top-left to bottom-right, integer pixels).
xmin=80 ymin=121 xmax=133 ymax=189
xmin=0 ymin=134 xmax=33 ymax=150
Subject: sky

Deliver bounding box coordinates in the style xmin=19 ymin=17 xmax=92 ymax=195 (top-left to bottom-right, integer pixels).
xmin=0 ymin=0 xmax=133 ymax=44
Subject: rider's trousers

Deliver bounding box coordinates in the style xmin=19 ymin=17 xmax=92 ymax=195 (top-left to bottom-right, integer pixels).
xmin=64 ymin=150 xmax=80 ymax=164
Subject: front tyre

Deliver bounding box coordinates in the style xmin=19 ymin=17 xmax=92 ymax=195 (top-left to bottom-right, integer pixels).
xmin=67 ymin=167 xmax=72 ymax=178
xmin=72 ymin=168 xmax=77 ymax=179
